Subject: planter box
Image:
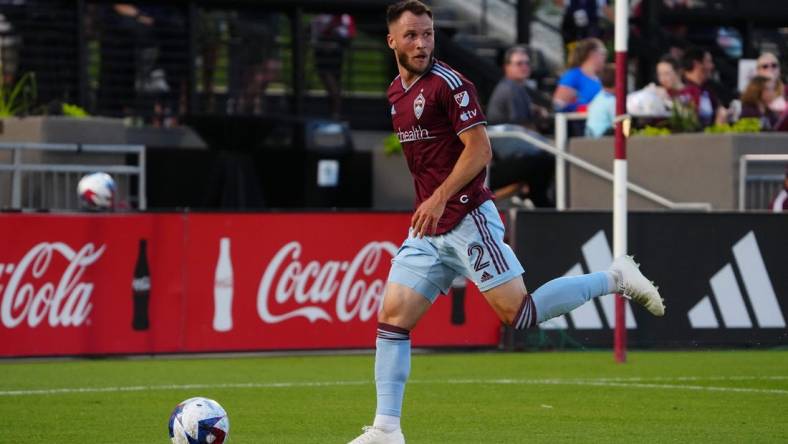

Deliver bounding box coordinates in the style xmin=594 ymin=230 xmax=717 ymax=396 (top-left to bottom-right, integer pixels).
xmin=0 ymin=116 xmax=127 ymax=144
xmin=568 ymin=133 xmax=788 ymax=210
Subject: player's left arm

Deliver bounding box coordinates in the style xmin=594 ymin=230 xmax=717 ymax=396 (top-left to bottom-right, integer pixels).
xmin=411 ymin=125 xmax=492 ymax=237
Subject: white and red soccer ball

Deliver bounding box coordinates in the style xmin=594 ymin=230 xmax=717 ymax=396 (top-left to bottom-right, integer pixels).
xmin=77 ymin=172 xmax=116 ymax=209
xmin=168 ymin=397 xmax=230 ymax=444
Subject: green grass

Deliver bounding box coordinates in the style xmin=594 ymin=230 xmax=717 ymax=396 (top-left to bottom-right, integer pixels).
xmin=1 ymin=351 xmax=786 ymax=443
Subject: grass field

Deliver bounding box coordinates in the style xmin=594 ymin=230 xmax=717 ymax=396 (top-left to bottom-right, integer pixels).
xmin=1 ymin=350 xmax=786 ymax=443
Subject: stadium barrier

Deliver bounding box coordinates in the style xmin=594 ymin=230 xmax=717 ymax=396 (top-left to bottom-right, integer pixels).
xmin=508 ymin=210 xmax=788 ymax=348
xmin=3 ymin=210 xmax=785 ymax=357
xmin=0 ymin=212 xmax=499 ymax=357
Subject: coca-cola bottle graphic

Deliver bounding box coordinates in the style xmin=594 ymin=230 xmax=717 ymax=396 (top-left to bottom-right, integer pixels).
xmin=132 ymin=239 xmax=151 ymax=331
xmin=213 ymin=237 xmax=234 ymax=332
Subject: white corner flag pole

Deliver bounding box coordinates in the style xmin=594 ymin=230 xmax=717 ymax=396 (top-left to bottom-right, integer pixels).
xmin=613 ymin=0 xmax=629 ymax=364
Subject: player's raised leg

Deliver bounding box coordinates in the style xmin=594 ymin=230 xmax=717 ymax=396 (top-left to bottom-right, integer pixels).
xmin=483 ymin=257 xmax=664 ymax=330
xmin=483 ymin=272 xmax=613 ymax=328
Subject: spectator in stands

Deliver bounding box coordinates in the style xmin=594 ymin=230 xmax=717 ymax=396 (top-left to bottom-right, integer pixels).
xmin=756 ymin=52 xmax=786 ymax=114
xmin=656 ymin=55 xmax=684 ymax=99
xmin=680 ymin=47 xmax=728 ymax=127
xmin=487 ymin=46 xmax=548 ymax=129
xmin=770 ymin=166 xmax=788 ymax=212
xmin=311 ymin=14 xmax=356 ymax=119
xmin=553 ymin=37 xmax=605 ymax=113
xmin=486 ymin=46 xmax=554 ymax=208
xmin=626 ymin=55 xmax=683 ymax=117
xmin=145 ymin=4 xmax=189 ymax=127
xmin=739 ymin=76 xmax=779 ymax=131
xmin=585 ymin=63 xmax=616 ymax=137
xmin=228 ymin=13 xmax=282 ymax=115
xmin=98 ymin=4 xmax=160 ymax=118
xmin=98 ymin=3 xmax=187 ymax=126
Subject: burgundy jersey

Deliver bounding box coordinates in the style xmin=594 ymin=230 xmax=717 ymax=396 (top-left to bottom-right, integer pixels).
xmin=388 ymin=59 xmax=493 ymax=234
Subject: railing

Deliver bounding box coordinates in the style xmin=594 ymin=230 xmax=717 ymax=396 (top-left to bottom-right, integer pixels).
xmin=0 ymin=143 xmax=146 ymax=210
xmin=738 ymin=154 xmax=788 ymax=211
xmin=489 ymin=115 xmax=712 ymax=211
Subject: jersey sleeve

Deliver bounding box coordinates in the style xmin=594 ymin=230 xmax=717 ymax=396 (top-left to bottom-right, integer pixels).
xmin=439 ymin=77 xmax=487 ymax=135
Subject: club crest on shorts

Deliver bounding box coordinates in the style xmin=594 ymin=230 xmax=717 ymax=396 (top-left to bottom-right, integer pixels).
xmin=413 ymin=90 xmax=425 ymax=119
xmin=454 ymin=90 xmax=470 ymax=107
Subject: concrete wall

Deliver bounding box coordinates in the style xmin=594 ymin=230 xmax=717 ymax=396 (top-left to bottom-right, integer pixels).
xmin=567 ymin=133 xmax=788 ymax=210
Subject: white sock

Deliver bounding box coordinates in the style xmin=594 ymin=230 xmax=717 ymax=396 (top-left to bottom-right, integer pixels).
xmin=373 ymin=414 xmax=400 ymax=432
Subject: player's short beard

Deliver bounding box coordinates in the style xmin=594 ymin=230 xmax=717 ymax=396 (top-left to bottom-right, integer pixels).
xmin=397 ymin=49 xmax=433 ymax=76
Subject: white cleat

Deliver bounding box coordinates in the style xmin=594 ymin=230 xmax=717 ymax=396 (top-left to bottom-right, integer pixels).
xmin=348 ymin=426 xmax=405 ymax=444
xmin=610 ymin=255 xmax=665 ymax=317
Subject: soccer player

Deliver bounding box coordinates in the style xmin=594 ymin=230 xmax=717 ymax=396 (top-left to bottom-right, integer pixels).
xmin=348 ymin=2 xmax=665 ymax=443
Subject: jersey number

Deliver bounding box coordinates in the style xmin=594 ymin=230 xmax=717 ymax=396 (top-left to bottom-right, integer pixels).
xmin=467 ymin=245 xmax=490 ymax=272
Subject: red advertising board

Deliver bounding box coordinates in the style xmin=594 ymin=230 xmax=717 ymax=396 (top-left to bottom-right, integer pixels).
xmin=0 ymin=213 xmax=186 ymax=356
xmin=0 ymin=213 xmax=501 ymax=357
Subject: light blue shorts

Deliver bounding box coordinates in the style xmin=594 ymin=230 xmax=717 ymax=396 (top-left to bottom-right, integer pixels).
xmin=388 ymin=200 xmax=524 ymax=302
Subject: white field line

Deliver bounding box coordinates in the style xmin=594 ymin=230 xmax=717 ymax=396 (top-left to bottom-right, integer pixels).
xmin=583 ymin=376 xmax=788 ymax=382
xmin=436 ymin=379 xmax=788 ymax=396
xmin=0 ymin=381 xmax=369 ymax=397
xmin=1 ymin=376 xmax=787 ymax=397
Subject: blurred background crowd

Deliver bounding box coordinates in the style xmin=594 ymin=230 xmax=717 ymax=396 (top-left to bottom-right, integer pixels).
xmin=0 ymin=0 xmax=786 ymax=211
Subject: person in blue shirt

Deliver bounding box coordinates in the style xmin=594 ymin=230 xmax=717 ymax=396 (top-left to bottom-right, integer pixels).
xmin=553 ymin=37 xmax=606 ymax=112
xmin=585 ymin=63 xmax=616 ymax=137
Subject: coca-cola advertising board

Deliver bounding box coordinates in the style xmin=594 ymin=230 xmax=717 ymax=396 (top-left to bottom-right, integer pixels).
xmin=0 ymin=213 xmax=501 ymax=357
xmin=0 ymin=214 xmax=186 ymax=356
xmin=183 ymin=214 xmax=500 ymax=351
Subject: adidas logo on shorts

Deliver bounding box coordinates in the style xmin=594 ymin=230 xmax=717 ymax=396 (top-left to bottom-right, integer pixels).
xmin=481 ymin=271 xmax=494 ymax=283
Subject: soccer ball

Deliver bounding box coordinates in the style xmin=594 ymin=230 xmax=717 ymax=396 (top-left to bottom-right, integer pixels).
xmin=168 ymin=397 xmax=230 ymax=444
xmin=77 ymin=172 xmax=116 ymax=209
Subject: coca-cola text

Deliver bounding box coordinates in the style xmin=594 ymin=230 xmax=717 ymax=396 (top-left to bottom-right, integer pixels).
xmin=257 ymin=241 xmax=398 ymax=324
xmin=1 ymin=242 xmax=105 ymax=329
